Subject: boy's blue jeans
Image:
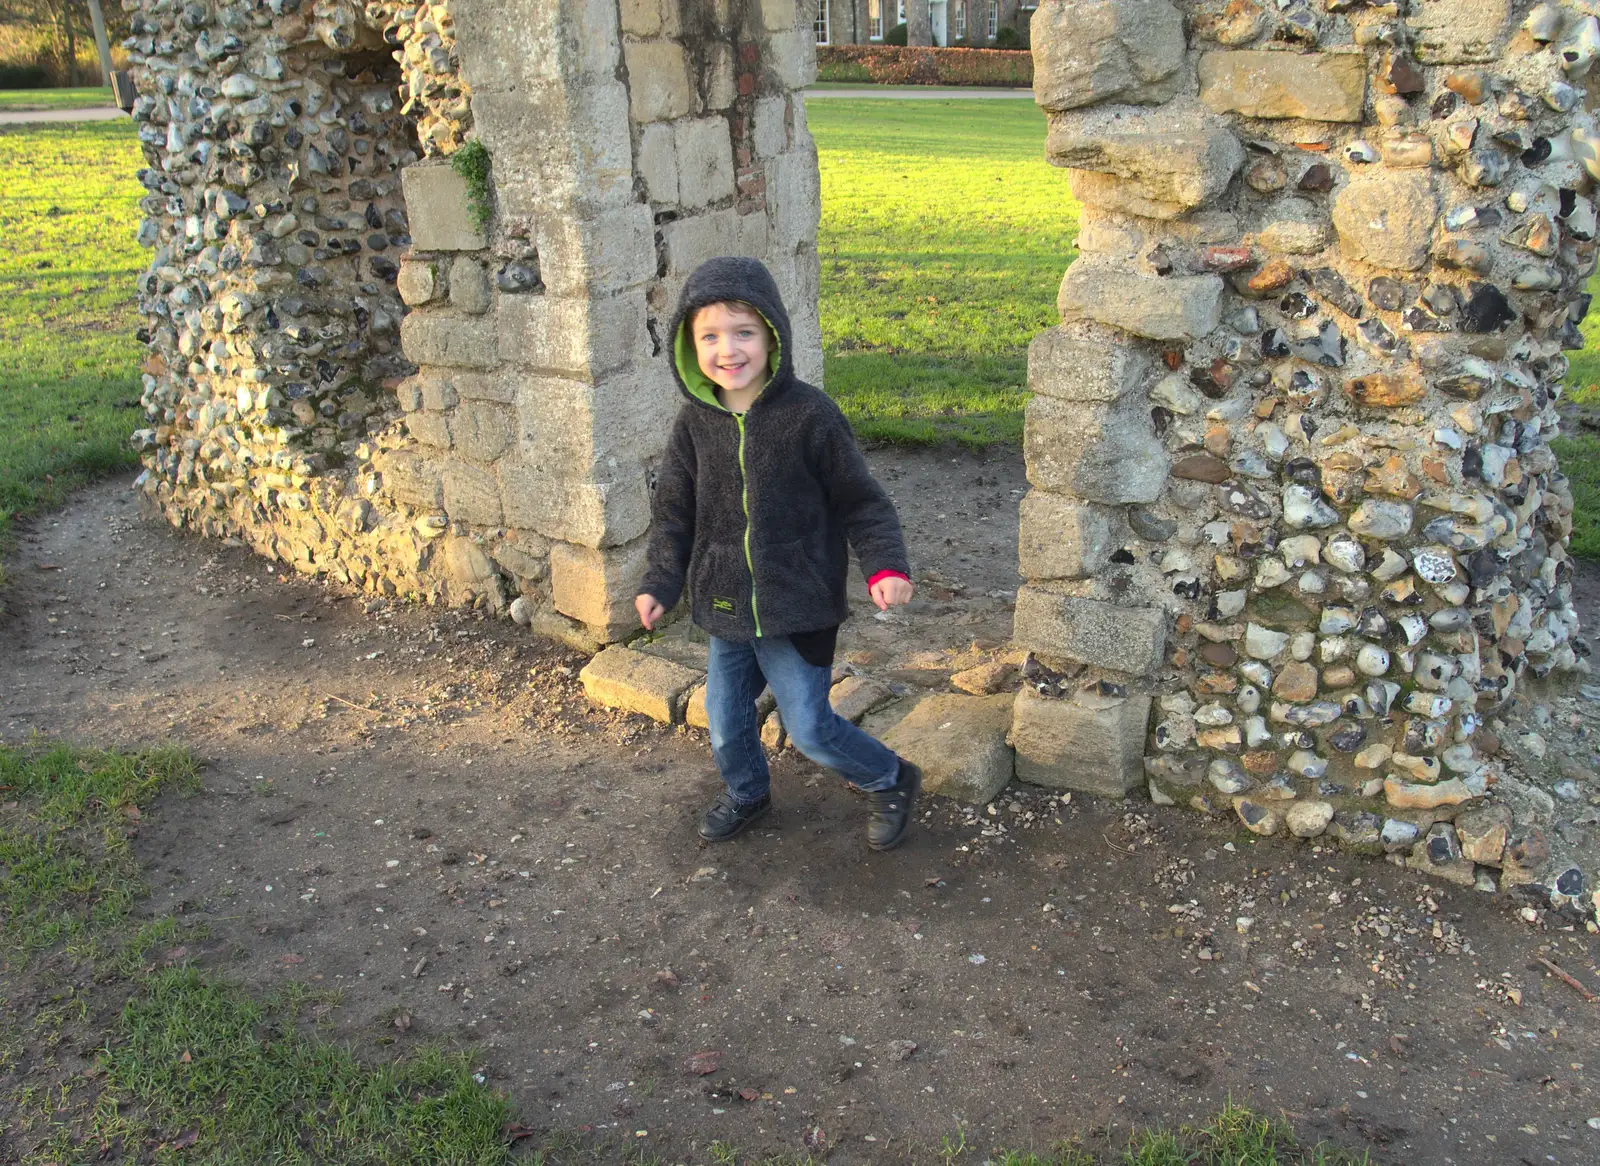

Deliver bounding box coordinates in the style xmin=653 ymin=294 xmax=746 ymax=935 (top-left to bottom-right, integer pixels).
xmin=706 ymin=634 xmax=900 ymax=804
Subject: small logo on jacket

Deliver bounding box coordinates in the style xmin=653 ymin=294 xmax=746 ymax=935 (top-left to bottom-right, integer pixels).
xmin=710 ymin=596 xmax=736 ymax=613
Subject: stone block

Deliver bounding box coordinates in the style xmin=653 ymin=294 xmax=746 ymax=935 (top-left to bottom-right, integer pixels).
xmin=619 ymin=0 xmax=660 ymax=36
xmin=768 ymin=27 xmax=818 ymax=89
xmin=1058 ymin=264 xmax=1223 ymax=343
xmin=1023 ymin=394 xmax=1170 ymax=504
xmin=1012 ymin=687 xmax=1151 ymax=798
xmin=1048 ymin=103 xmax=1244 ymax=219
xmin=397 ymin=259 xmax=438 ymax=305
xmin=551 ymin=537 xmax=650 ymax=633
xmin=625 ymin=40 xmax=694 ymax=124
xmin=580 ymin=645 xmax=703 ymax=723
xmin=449 ymin=259 xmax=492 ymax=314
xmin=1013 ymin=586 xmax=1168 ymax=675
xmin=769 ymin=143 xmax=822 ymax=250
xmin=499 ymin=459 xmax=652 ymax=549
xmin=1332 ymin=172 xmax=1439 ymax=272
xmin=1455 ymin=803 xmax=1512 ymax=865
xmin=1198 ymin=50 xmax=1366 ymax=123
xmin=442 ymin=461 xmax=504 ymax=526
xmin=402 ymin=163 xmax=488 ymax=251
xmin=760 ymin=0 xmax=796 ymax=31
xmin=637 ymin=121 xmax=679 ymax=204
xmin=516 ymin=369 xmax=677 ymax=483
xmin=661 ymin=208 xmax=746 ymax=282
xmin=685 ymin=682 xmax=775 ymax=731
xmin=451 ymin=401 xmax=513 ymax=463
xmin=1018 ymin=491 xmax=1121 ymax=580
xmin=536 ymin=202 xmax=655 ymax=298
xmin=381 ymin=450 xmax=444 ymax=509
xmin=704 ymin=42 xmax=736 ymax=109
xmin=752 ymin=94 xmax=790 ymax=157
xmin=1027 ymin=323 xmax=1154 ymax=403
xmin=492 ymin=532 xmax=551 ymax=583
xmin=830 ymin=675 xmax=892 ymax=723
xmin=1409 ymin=0 xmax=1513 ymax=64
xmin=675 ymin=117 xmax=737 ymax=209
xmin=1032 ymin=0 xmax=1186 ymax=113
xmin=400 ymin=312 xmax=499 ymax=369
xmin=883 ymin=693 xmax=1017 ymax=804
xmin=404 ymin=410 xmax=452 ymax=449
xmin=471 ymin=81 xmax=635 ymax=218
xmin=498 ymin=289 xmax=646 ymax=381
xmin=440 ymin=536 xmax=504 ymax=608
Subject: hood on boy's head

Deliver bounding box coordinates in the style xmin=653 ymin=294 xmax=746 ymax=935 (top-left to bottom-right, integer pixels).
xmin=669 ymin=256 xmax=794 ymax=409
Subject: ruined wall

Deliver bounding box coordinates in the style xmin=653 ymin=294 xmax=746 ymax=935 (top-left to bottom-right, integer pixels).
xmin=1016 ymin=0 xmax=1594 ymax=907
xmin=125 ymin=0 xmax=822 ymax=646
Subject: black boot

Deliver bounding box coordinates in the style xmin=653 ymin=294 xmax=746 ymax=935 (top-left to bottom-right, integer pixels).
xmin=866 ymin=760 xmax=920 ymax=851
xmin=698 ymin=791 xmax=771 ymax=842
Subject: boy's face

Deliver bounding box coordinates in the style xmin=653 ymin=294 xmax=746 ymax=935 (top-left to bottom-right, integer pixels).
xmin=692 ymin=302 xmax=771 ymax=396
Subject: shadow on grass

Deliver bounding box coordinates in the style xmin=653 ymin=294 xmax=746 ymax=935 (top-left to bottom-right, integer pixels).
xmin=826 ymin=351 xmax=1026 ymax=447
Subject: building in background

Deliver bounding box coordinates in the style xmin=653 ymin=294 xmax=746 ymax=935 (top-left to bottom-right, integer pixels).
xmin=810 ymin=0 xmax=1035 ymax=48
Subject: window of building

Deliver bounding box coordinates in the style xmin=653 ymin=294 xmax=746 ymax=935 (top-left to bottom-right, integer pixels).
xmin=987 ymin=0 xmax=998 ymax=36
xmin=954 ymin=2 xmax=965 ymax=38
xmin=897 ymin=0 xmax=906 ymax=24
xmin=815 ymin=0 xmax=830 ymax=44
xmin=869 ymin=0 xmax=884 ymax=39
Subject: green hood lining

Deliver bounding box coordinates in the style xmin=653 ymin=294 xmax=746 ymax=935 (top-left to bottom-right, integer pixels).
xmin=674 ymin=303 xmax=783 ymax=410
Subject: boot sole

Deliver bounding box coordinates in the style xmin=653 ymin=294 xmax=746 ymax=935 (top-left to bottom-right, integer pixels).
xmin=868 ymin=765 xmax=920 ymax=852
xmin=698 ymin=800 xmax=771 ymax=842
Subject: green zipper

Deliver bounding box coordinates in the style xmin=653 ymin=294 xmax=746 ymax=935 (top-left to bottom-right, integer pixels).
xmin=735 ymin=412 xmax=761 ymax=636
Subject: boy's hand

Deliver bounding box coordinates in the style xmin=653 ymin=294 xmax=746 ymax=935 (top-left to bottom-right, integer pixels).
xmin=869 ymin=576 xmax=914 ymax=611
xmin=635 ymin=594 xmax=666 ymax=630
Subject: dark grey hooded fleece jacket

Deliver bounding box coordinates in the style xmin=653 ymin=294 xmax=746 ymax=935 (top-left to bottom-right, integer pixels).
xmin=637 ymin=257 xmax=910 ymax=643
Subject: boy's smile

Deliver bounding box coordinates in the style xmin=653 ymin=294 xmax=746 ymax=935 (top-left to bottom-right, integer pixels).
xmin=693 ymin=302 xmax=772 ymax=401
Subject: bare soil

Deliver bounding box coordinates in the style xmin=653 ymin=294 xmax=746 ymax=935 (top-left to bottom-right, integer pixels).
xmin=2 ymin=445 xmax=1599 ymax=1165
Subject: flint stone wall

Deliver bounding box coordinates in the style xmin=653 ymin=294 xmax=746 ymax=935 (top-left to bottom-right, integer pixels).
xmin=1019 ymin=0 xmax=1597 ymax=911
xmin=125 ymin=0 xmax=822 ymax=646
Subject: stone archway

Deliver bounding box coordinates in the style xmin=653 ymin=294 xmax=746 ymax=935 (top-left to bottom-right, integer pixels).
xmin=124 ymin=0 xmax=1596 ymax=907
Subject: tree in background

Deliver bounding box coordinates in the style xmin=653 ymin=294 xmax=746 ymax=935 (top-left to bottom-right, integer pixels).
xmin=0 ymin=0 xmax=127 ymax=86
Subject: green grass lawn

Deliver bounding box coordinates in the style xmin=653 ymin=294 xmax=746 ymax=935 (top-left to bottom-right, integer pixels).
xmin=0 ymin=86 xmax=114 ymax=111
xmin=0 ymin=119 xmax=144 ymax=564
xmin=810 ymin=97 xmax=1077 ymax=445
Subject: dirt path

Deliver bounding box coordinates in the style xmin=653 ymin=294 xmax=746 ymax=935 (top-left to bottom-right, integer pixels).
xmin=2 ymin=449 xmax=1599 ymax=1164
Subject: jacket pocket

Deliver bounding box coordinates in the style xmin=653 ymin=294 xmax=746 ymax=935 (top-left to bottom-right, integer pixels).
xmin=761 ymin=538 xmax=835 ymax=621
xmin=691 ymin=542 xmax=742 ymax=618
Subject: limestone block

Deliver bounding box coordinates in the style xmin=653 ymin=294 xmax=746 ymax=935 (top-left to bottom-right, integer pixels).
xmin=1011 ymin=686 xmax=1151 ymax=798
xmin=830 ymin=675 xmax=892 ymax=723
xmin=580 ymin=645 xmax=703 ymax=723
xmin=397 ymin=260 xmax=438 ymax=305
xmin=1409 ymin=0 xmax=1514 ymax=64
xmin=624 ymin=41 xmax=694 ymax=123
xmin=404 ymin=410 xmax=452 ymax=449
xmin=1013 ymin=586 xmax=1168 ymax=676
xmin=1058 ymin=263 xmax=1224 ymax=342
xmin=449 ymin=260 xmax=493 ymax=314
xmin=1027 ymin=323 xmax=1154 ymax=403
xmin=441 ymin=536 xmax=504 ymax=608
xmin=1198 ymin=50 xmax=1366 ymax=123
xmin=492 ymin=532 xmax=551 ymax=583
xmin=1031 ymin=0 xmax=1186 ymax=112
xmin=770 ymin=141 xmax=822 ymax=249
xmin=470 ymin=81 xmax=635 ymax=218
xmin=381 ymin=450 xmax=444 ymax=509
xmin=454 ymin=0 xmax=620 ymax=89
xmin=760 ymin=0 xmax=796 ymax=31
xmin=1332 ymin=172 xmax=1439 ymax=272
xmin=500 ymin=460 xmax=652 ymax=550
xmin=1455 ymin=803 xmax=1512 ymax=865
xmin=1018 ymin=491 xmax=1121 ymax=580
xmin=619 ymin=0 xmax=660 ymax=36
xmin=443 ymin=461 xmax=504 ymax=526
xmin=1024 ymin=395 xmax=1170 ymax=504
xmin=536 ymin=203 xmax=655 ymax=298
xmin=752 ymin=94 xmax=790 ymax=157
xmin=1048 ymin=103 xmax=1244 ymax=219
xmin=662 ymin=209 xmax=747 ymax=280
xmin=400 ymin=313 xmax=499 ymax=369
xmin=685 ymin=682 xmax=776 ymax=731
xmin=768 ymin=27 xmax=819 ymax=89
xmin=883 ymin=693 xmax=1017 ymax=804
xmin=704 ymin=42 xmax=736 ymax=107
xmin=551 ymin=537 xmax=651 ymax=634
xmin=451 ymin=401 xmax=513 ymax=463
xmin=517 ymin=369 xmax=678 ymax=482
xmin=637 ymin=121 xmax=679 ymax=204
xmin=499 ymin=289 xmax=645 ymax=382
xmin=402 ymin=163 xmax=488 ymax=251
xmin=675 ymin=117 xmax=737 ymax=209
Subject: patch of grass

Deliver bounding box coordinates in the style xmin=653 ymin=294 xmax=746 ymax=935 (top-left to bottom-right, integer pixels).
xmin=1552 ymin=433 xmax=1600 ymax=559
xmin=0 ymin=743 xmax=198 ymax=965
xmin=92 ymin=967 xmax=511 ymax=1165
xmin=810 ymin=98 xmax=1078 ymax=446
xmin=0 ymin=87 xmax=114 ymax=111
xmin=0 ymin=120 xmax=145 ymax=565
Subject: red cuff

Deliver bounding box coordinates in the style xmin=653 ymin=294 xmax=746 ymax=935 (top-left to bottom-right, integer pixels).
xmin=867 ymin=569 xmax=911 ymax=588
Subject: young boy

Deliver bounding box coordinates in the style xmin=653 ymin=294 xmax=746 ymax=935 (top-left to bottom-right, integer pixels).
xmin=635 ymin=256 xmax=922 ymax=850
